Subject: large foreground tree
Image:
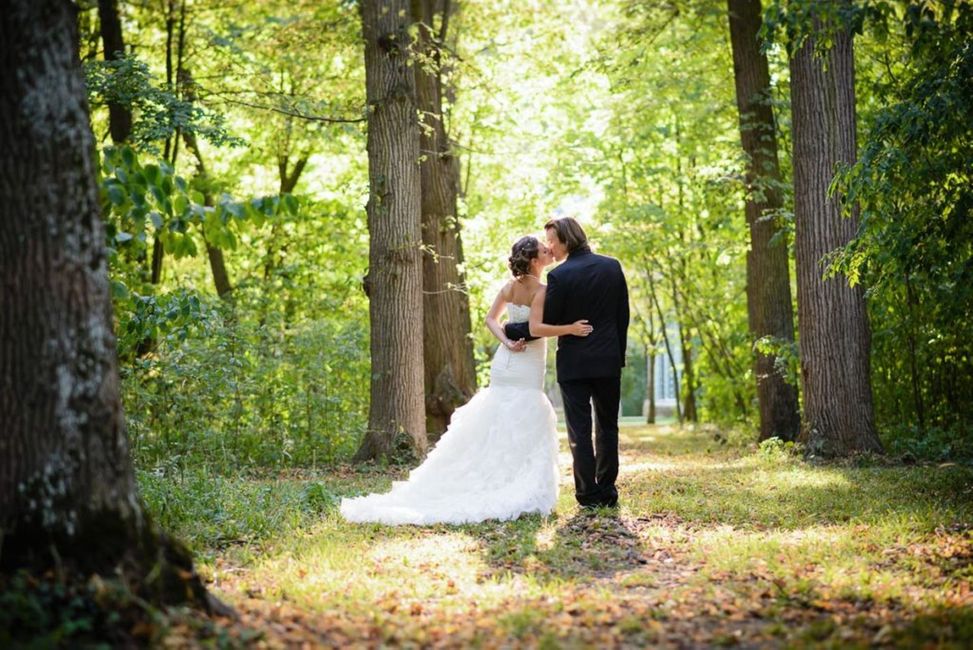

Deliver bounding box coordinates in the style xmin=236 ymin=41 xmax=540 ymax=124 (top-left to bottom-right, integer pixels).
xmin=355 ymin=0 xmax=428 ymax=461
xmin=414 ymin=0 xmax=477 ymax=438
xmin=788 ymin=0 xmax=883 ymax=456
xmin=726 ymin=0 xmax=800 ymax=442
xmin=0 ymin=0 xmax=208 ymax=606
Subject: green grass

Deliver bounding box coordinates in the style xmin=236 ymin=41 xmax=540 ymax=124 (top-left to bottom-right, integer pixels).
xmin=139 ymin=424 xmax=973 ymax=647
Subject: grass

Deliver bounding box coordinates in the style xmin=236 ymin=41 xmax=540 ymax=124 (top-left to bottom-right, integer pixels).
xmin=140 ymin=423 xmax=973 ymax=648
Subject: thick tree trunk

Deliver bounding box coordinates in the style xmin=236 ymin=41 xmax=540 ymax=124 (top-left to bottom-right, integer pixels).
xmin=726 ymin=0 xmax=801 ymax=442
xmin=0 ymin=0 xmax=208 ymax=607
xmin=97 ymin=0 xmax=133 ymax=144
xmin=354 ymin=0 xmax=427 ymax=461
xmin=789 ymin=4 xmax=883 ymax=456
xmin=413 ymin=0 xmax=476 ymax=439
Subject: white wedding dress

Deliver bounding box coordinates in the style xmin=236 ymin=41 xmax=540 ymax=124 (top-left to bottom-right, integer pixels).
xmin=339 ymin=303 xmax=560 ymax=525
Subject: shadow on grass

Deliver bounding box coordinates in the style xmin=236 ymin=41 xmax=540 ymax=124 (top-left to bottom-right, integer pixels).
xmin=467 ymin=508 xmax=647 ymax=585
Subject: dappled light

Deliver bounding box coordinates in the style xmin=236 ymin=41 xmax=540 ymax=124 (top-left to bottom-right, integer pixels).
xmin=2 ymin=0 xmax=971 ymax=646
xmin=181 ymin=424 xmax=973 ymax=646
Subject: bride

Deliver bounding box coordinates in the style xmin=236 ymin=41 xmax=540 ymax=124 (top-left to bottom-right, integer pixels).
xmin=339 ymin=235 xmax=593 ymax=525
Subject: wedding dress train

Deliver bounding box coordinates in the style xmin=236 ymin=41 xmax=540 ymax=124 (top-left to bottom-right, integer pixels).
xmin=339 ymin=304 xmax=560 ymax=525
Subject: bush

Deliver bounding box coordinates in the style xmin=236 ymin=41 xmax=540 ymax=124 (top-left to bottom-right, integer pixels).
xmin=122 ymin=299 xmax=369 ymax=474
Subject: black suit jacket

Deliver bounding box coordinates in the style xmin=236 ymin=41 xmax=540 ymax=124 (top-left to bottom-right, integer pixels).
xmin=505 ymin=248 xmax=629 ymax=382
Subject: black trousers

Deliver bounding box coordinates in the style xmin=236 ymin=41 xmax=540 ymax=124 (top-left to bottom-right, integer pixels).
xmin=559 ymin=376 xmax=620 ymax=506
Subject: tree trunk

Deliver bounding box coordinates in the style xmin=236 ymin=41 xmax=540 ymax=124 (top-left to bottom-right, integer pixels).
xmin=646 ymin=344 xmax=657 ymax=424
xmin=647 ymin=270 xmax=683 ymax=424
xmin=678 ymin=322 xmax=698 ymax=423
xmin=413 ymin=0 xmax=476 ymax=439
xmin=263 ymin=152 xmax=308 ymax=282
xmin=665 ymin=263 xmax=697 ymax=423
xmin=181 ymin=69 xmax=233 ymax=300
xmin=789 ymin=3 xmax=883 ymax=456
xmin=354 ymin=0 xmax=427 ymax=462
xmin=726 ymin=0 xmax=801 ymax=442
xmin=97 ymin=0 xmax=132 ymax=144
xmin=0 ymin=0 xmax=208 ymax=608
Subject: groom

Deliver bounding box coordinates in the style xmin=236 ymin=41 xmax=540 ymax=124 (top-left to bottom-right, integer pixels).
xmin=505 ymin=217 xmax=629 ymax=508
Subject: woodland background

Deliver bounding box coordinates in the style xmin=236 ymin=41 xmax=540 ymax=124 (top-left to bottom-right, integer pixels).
xmin=1 ymin=0 xmax=971 ymax=646
xmin=81 ymin=0 xmax=973 ymax=469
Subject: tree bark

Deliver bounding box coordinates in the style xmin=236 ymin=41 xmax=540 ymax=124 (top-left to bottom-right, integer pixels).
xmin=97 ymin=0 xmax=133 ymax=144
xmin=789 ymin=3 xmax=883 ymax=456
xmin=727 ymin=0 xmax=801 ymax=442
xmin=0 ymin=0 xmax=208 ymax=607
xmin=354 ymin=0 xmax=427 ymax=461
xmin=413 ymin=0 xmax=476 ymax=439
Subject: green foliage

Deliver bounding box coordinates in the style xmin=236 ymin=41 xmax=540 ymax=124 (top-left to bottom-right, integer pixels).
xmin=757 ymin=436 xmax=802 ymax=464
xmin=0 ymin=572 xmax=103 ymax=647
xmin=832 ymin=2 xmax=973 ymax=442
xmin=99 ymin=144 xmax=297 ymax=262
xmin=74 ymin=0 xmax=972 ymax=469
xmin=137 ymin=469 xmax=340 ymax=553
xmin=0 ymin=569 xmax=258 ymax=647
xmin=567 ymin=0 xmax=758 ymax=429
xmin=123 ymin=306 xmax=369 ymax=473
xmin=115 ymin=289 xmax=206 ymax=361
xmin=761 ymin=0 xmax=876 ymax=55
xmin=84 ymin=53 xmax=242 ymax=152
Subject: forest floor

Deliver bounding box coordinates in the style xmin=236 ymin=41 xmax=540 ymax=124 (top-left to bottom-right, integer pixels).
xmin=152 ymin=424 xmax=973 ymax=648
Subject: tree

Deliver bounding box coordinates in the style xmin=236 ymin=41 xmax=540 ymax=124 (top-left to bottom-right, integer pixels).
xmin=0 ymin=0 xmax=208 ymax=607
xmin=788 ymin=0 xmax=883 ymax=456
xmin=414 ymin=0 xmax=477 ymax=438
xmin=97 ymin=0 xmax=133 ymax=144
xmin=355 ymin=0 xmax=428 ymax=461
xmin=180 ymin=68 xmax=234 ymax=299
xmin=726 ymin=0 xmax=800 ymax=442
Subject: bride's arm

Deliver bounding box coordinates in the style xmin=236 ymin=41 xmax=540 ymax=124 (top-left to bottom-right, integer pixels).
xmin=528 ymin=286 xmax=593 ymax=338
xmin=485 ymin=285 xmax=527 ymax=351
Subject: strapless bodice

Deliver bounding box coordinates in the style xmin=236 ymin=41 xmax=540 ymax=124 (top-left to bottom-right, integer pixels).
xmin=507 ymin=303 xmax=531 ymax=324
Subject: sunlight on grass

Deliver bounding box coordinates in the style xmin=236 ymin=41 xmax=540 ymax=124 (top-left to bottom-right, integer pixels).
xmin=156 ymin=424 xmax=973 ymax=647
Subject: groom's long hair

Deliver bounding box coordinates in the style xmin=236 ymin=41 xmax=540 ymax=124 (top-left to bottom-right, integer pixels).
xmin=545 ymin=217 xmax=590 ymax=255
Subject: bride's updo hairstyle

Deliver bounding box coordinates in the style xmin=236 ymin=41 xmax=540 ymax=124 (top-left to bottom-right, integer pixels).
xmin=508 ymin=236 xmax=540 ymax=278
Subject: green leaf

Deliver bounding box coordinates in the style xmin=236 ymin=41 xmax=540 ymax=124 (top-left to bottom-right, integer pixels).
xmin=282 ymin=194 xmax=299 ymax=216
xmin=149 ymin=185 xmax=166 ymax=206
xmin=106 ymin=184 xmax=126 ymax=206
xmin=144 ymin=164 xmax=162 ymax=186
xmin=173 ymin=193 xmax=189 ymax=217
xmin=121 ymin=146 xmax=136 ymax=168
